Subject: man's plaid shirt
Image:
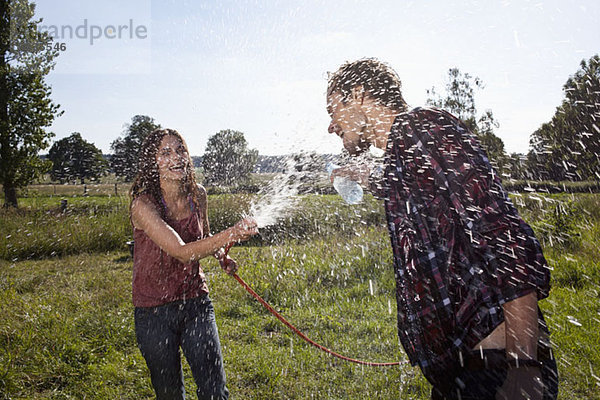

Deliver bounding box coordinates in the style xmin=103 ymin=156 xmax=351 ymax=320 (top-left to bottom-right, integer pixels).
xmin=374 ymin=107 xmax=551 ymax=378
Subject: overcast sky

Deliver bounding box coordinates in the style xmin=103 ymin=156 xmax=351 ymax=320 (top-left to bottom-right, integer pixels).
xmin=33 ymin=0 xmax=600 ymax=156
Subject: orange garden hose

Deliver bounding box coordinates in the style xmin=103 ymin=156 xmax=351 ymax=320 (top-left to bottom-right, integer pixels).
xmin=224 ymin=243 xmax=407 ymax=367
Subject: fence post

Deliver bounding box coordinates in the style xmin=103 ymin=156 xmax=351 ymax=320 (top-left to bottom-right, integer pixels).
xmin=83 ymin=184 xmax=87 ymax=196
xmin=115 ymin=183 xmax=118 ymax=196
xmin=60 ymin=199 xmax=67 ymax=213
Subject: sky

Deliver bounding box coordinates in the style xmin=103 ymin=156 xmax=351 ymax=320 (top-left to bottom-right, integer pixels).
xmin=32 ymin=0 xmax=600 ymax=156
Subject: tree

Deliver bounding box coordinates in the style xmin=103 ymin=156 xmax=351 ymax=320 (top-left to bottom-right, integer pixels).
xmin=48 ymin=132 xmax=107 ymax=183
xmin=202 ymin=129 xmax=258 ymax=186
xmin=427 ymin=68 xmax=507 ymax=172
xmin=505 ymin=152 xmax=531 ymax=180
xmin=0 ymin=0 xmax=62 ymax=207
xmin=110 ymin=115 xmax=160 ymax=181
xmin=530 ymin=54 xmax=600 ymax=181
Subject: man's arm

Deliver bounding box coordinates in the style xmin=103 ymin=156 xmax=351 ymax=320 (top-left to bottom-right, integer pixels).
xmin=504 ymin=291 xmax=539 ymax=361
xmin=497 ymin=292 xmax=544 ymax=400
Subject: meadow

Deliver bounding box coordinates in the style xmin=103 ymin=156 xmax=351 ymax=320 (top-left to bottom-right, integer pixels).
xmin=0 ymin=189 xmax=599 ymax=399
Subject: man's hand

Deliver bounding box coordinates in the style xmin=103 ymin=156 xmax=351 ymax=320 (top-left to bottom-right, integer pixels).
xmin=329 ymin=164 xmax=370 ymax=186
xmin=496 ymin=366 xmax=544 ymax=400
xmin=499 ymin=292 xmax=543 ymax=399
xmin=504 ymin=292 xmax=539 ymax=362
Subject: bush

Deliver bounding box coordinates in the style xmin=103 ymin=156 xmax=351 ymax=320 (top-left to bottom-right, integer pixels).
xmin=0 ymin=194 xmax=386 ymax=260
xmin=530 ymin=200 xmax=582 ymax=249
xmin=504 ymin=180 xmax=600 ymax=193
xmin=207 ymin=194 xmax=385 ymax=246
xmin=3 ymin=192 xmax=597 ymax=261
xmin=0 ymin=196 xmax=131 ymax=260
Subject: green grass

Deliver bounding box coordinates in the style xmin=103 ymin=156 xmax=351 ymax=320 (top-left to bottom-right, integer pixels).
xmin=1 ymin=192 xmax=599 ymax=398
xmin=0 ymin=252 xmax=146 ymax=398
xmin=0 ymin=232 xmax=417 ymax=399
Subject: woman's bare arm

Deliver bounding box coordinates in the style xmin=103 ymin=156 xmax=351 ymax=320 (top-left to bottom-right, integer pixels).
xmin=131 ymin=195 xmax=256 ymax=264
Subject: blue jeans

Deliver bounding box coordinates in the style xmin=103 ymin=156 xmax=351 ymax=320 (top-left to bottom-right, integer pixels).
xmin=134 ymin=295 xmax=229 ymax=400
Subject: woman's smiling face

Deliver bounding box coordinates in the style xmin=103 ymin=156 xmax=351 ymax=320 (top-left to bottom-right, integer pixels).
xmin=156 ymin=134 xmax=190 ymax=182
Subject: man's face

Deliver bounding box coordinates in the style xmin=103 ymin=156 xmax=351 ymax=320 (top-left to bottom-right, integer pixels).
xmin=326 ymin=91 xmax=371 ymax=156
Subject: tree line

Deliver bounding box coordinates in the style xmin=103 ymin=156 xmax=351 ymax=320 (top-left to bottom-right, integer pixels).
xmin=426 ymin=58 xmax=600 ymax=182
xmin=0 ymin=0 xmax=260 ymax=207
xmin=1 ymin=0 xmax=598 ymax=207
xmin=47 ymin=56 xmax=599 ymax=188
xmin=45 ymin=117 xmax=259 ymax=188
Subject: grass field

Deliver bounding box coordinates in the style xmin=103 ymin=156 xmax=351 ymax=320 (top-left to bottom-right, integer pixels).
xmin=1 ymin=191 xmax=599 ymax=399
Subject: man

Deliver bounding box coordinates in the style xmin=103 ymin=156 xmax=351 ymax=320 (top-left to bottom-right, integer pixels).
xmin=326 ymin=58 xmax=558 ymax=400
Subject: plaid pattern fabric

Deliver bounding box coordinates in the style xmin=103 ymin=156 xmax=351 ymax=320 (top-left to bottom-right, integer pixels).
xmin=377 ymin=107 xmax=551 ymax=378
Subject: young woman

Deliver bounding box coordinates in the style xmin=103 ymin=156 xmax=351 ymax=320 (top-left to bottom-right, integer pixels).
xmin=130 ymin=128 xmax=257 ymax=399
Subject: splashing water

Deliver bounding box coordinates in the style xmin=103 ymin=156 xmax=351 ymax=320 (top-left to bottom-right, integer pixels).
xmin=248 ymin=146 xmax=383 ymax=227
xmin=248 ymin=152 xmax=318 ymax=228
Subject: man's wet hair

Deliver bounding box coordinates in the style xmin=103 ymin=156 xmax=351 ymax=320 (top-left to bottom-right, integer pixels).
xmin=327 ymin=58 xmax=408 ymax=112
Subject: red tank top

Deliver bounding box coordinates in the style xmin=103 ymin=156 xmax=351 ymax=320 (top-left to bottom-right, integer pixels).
xmin=132 ymin=195 xmax=209 ymax=307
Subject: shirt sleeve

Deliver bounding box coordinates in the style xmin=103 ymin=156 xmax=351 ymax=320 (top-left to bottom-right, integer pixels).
xmin=405 ymin=108 xmax=551 ymax=300
xmin=406 ymin=109 xmax=506 ymax=233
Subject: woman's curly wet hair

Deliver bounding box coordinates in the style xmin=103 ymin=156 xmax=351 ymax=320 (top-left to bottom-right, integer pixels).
xmin=130 ymin=128 xmax=202 ymax=220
